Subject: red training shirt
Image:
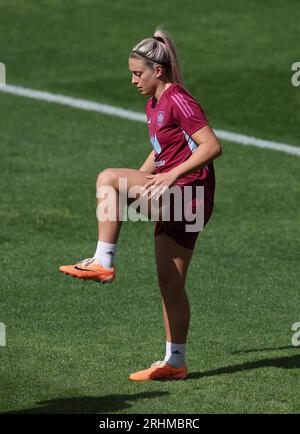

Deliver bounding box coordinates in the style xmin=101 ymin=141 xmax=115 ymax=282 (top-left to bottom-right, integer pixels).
xmin=145 ymin=82 xmax=214 ymax=188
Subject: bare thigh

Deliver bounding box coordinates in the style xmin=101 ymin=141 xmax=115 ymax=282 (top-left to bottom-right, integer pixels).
xmin=99 ymin=168 xmax=166 ymax=221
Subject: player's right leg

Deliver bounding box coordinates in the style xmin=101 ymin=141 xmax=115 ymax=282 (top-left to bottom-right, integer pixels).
xmin=59 ymin=168 xmax=164 ymax=283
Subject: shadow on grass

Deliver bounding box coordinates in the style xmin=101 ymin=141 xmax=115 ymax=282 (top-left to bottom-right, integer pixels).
xmin=188 ymin=354 xmax=300 ymax=380
xmin=3 ymin=355 xmax=299 ymax=413
xmin=2 ymin=391 xmax=168 ymax=414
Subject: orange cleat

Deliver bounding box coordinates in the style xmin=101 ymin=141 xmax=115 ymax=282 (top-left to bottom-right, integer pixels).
xmin=59 ymin=258 xmax=115 ymax=284
xmin=129 ymin=361 xmax=188 ymax=381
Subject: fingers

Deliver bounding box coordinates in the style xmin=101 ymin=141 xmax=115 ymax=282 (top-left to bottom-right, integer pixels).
xmin=152 ymin=185 xmax=168 ymax=201
xmin=141 ymin=184 xmax=158 ymax=199
xmin=141 ymin=175 xmax=169 ymax=199
xmin=149 ymin=186 xmax=161 ymax=200
xmin=141 ymin=178 xmax=156 ymax=197
xmin=141 ymin=182 xmax=154 ymax=192
xmin=149 ymin=185 xmax=169 ymax=201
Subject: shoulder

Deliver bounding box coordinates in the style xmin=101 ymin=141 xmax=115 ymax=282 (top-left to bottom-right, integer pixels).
xmin=168 ymin=83 xmax=199 ymax=105
xmin=168 ymin=84 xmax=203 ymax=119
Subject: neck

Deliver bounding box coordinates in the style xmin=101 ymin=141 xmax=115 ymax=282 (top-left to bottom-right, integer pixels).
xmin=154 ymin=81 xmax=173 ymax=102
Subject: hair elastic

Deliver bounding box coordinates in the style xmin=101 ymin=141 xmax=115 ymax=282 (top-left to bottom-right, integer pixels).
xmin=153 ymin=35 xmax=165 ymax=43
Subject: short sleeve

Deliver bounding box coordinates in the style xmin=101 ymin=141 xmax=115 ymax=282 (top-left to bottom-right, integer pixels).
xmin=171 ymin=90 xmax=209 ymax=136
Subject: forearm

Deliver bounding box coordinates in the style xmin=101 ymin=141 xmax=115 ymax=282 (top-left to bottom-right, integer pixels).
xmin=139 ymin=150 xmax=155 ymax=174
xmin=171 ymin=140 xmax=222 ymax=180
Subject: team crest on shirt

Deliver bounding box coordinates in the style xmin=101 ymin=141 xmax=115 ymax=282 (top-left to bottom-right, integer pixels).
xmin=157 ymin=111 xmax=165 ymax=127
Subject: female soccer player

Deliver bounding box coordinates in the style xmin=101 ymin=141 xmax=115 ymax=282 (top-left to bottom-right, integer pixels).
xmin=60 ymin=28 xmax=222 ymax=381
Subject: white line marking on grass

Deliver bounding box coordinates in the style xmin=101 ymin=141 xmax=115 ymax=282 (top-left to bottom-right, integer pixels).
xmin=0 ymin=84 xmax=146 ymax=122
xmin=214 ymin=130 xmax=300 ymax=157
xmin=1 ymin=84 xmax=300 ymax=157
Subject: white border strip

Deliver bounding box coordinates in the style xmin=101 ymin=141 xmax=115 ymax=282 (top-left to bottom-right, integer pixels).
xmin=1 ymin=84 xmax=300 ymax=156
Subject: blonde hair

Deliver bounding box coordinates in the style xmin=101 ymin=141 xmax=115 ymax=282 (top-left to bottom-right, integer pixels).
xmin=129 ymin=27 xmax=184 ymax=86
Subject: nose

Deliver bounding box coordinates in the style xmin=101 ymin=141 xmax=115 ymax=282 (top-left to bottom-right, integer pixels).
xmin=131 ymin=75 xmax=138 ymax=86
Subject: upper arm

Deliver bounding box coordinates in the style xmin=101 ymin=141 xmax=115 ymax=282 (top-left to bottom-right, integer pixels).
xmin=170 ymin=90 xmax=222 ymax=157
xmin=191 ymin=125 xmax=220 ymax=147
xmin=171 ymin=90 xmax=209 ymax=137
xmin=191 ymin=126 xmax=222 ymax=157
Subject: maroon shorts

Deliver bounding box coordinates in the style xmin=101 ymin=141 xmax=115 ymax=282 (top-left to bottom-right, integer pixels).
xmin=154 ymin=174 xmax=215 ymax=250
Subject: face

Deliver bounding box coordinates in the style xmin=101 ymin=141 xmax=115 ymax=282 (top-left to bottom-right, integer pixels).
xmin=128 ymin=57 xmax=163 ymax=96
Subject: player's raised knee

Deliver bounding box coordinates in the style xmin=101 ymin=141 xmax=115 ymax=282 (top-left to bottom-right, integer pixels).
xmin=96 ymin=168 xmax=116 ymax=188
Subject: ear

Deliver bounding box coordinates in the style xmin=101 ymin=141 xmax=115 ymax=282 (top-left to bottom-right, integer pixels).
xmin=155 ymin=64 xmax=164 ymax=78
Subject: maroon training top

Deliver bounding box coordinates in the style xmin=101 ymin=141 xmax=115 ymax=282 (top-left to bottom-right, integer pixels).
xmin=145 ymin=82 xmax=214 ymax=187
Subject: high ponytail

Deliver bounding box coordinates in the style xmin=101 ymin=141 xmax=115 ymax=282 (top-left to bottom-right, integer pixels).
xmin=129 ymin=27 xmax=184 ymax=86
xmin=153 ymin=27 xmax=184 ymax=86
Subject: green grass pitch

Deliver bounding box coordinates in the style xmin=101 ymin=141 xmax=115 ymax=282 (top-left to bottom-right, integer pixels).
xmin=0 ymin=0 xmax=299 ymax=413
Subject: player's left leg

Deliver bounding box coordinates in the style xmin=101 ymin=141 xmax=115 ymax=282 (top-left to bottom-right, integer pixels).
xmin=155 ymin=233 xmax=193 ymax=346
xmin=129 ymin=233 xmax=194 ymax=381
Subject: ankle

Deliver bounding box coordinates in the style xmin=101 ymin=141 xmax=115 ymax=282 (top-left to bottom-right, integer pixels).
xmin=94 ymin=240 xmax=116 ymax=269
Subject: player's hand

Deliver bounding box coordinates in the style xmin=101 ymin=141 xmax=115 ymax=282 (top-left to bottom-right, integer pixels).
xmin=141 ymin=171 xmax=177 ymax=200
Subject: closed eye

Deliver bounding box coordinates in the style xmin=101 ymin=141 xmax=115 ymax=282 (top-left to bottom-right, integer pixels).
xmin=132 ymin=71 xmax=142 ymax=77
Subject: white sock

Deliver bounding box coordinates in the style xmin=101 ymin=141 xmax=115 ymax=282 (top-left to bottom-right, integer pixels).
xmin=93 ymin=241 xmax=116 ymax=269
xmin=163 ymin=341 xmax=186 ymax=368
